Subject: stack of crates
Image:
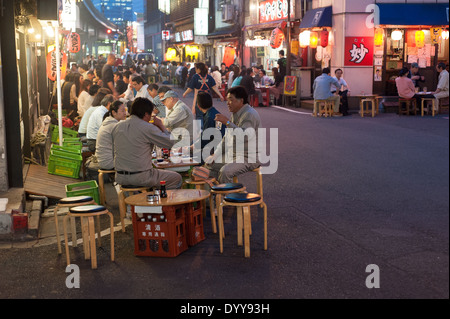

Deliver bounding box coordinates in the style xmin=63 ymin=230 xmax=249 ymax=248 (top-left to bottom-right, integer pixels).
xmin=65 ymin=180 xmax=100 ymax=205
xmin=185 ymin=202 xmax=205 ymax=246
xmin=133 ymin=205 xmax=188 ymax=257
xmin=48 ymin=142 xmax=82 ymax=179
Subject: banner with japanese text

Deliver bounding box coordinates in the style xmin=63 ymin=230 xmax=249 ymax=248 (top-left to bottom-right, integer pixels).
xmin=344 ymin=37 xmax=374 ymax=66
xmin=259 ymin=0 xmax=295 ymax=23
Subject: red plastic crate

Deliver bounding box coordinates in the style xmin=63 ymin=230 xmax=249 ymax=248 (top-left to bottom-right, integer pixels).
xmin=132 ymin=205 xmax=188 ymax=257
xmin=185 ymin=202 xmax=205 ymax=247
xmin=13 ymin=213 xmax=28 ymax=231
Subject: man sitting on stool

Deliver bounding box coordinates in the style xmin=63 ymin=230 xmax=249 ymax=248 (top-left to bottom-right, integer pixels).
xmin=205 ymin=86 xmax=261 ymax=183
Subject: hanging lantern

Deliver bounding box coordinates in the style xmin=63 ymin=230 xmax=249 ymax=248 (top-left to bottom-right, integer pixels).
xmin=415 ymin=30 xmax=425 ymax=48
xmin=270 ymin=27 xmax=284 ymax=49
xmin=166 ymin=48 xmax=177 ymax=60
xmin=374 ymin=28 xmax=384 ymax=46
xmin=222 ymin=46 xmax=236 ymax=67
xmin=391 ymin=29 xmax=403 ymax=41
xmin=406 ymin=30 xmax=416 ymax=47
xmin=309 ymin=31 xmax=318 ymax=49
xmin=46 ymin=49 xmax=67 ymax=82
xmin=299 ymin=30 xmax=310 ymax=48
xmin=320 ymin=29 xmax=329 ymax=47
xmin=442 ymin=29 xmax=449 ymax=40
xmin=430 ymin=27 xmax=442 ymax=44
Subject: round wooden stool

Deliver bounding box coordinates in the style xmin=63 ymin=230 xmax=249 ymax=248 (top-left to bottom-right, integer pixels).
xmin=219 ymin=193 xmax=267 ymax=258
xmin=313 ymin=100 xmax=333 ymax=117
xmin=232 ymin=167 xmax=264 ymax=208
xmin=118 ymin=185 xmax=151 ymax=232
xmin=97 ymin=169 xmax=116 ymax=205
xmin=183 ymin=178 xmax=217 ymax=218
xmin=63 ymin=205 xmax=114 ymax=269
xmin=54 ymin=196 xmax=95 ymax=254
xmin=210 ymin=183 xmax=246 ymax=235
xmin=398 ymin=98 xmax=417 ymax=116
xmin=421 ymin=98 xmax=436 ymax=117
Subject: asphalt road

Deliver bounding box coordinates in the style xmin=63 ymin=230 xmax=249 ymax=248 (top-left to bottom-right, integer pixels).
xmin=0 ymin=86 xmax=448 ymax=301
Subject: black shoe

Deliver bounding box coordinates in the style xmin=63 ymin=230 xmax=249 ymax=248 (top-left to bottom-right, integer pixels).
xmin=258 ymin=103 xmax=265 ymax=107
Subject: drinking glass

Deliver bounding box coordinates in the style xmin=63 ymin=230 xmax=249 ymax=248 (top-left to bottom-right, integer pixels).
xmin=423 ymin=87 xmax=427 ymax=93
xmin=216 ymin=121 xmax=222 ymax=130
xmin=415 ymin=87 xmax=419 ymax=93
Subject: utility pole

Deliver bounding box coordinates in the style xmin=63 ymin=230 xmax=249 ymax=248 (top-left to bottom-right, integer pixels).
xmin=286 ymin=0 xmax=291 ymax=76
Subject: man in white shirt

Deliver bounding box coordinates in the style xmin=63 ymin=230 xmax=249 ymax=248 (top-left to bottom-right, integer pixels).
xmin=160 ymin=90 xmax=194 ymax=143
xmin=432 ymin=62 xmax=449 ymax=111
xmin=86 ymin=94 xmax=114 ymax=152
xmin=331 ymin=68 xmax=350 ymax=116
xmin=131 ymin=75 xmax=152 ymax=100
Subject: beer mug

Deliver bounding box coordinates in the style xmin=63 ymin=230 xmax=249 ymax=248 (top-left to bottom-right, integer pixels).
xmin=423 ymin=87 xmax=427 ymax=93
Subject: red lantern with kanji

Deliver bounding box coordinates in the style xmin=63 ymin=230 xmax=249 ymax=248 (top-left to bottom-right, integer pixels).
xmin=309 ymin=31 xmax=318 ymax=49
xmin=67 ymin=32 xmax=81 ymax=53
xmin=46 ymin=49 xmax=68 ymax=82
xmin=270 ymin=27 xmax=284 ymax=49
xmin=222 ymin=46 xmax=236 ymax=67
xmin=320 ymin=30 xmax=329 ymax=47
xmin=415 ymin=30 xmax=425 ymax=48
xmin=374 ymin=28 xmax=384 ymax=46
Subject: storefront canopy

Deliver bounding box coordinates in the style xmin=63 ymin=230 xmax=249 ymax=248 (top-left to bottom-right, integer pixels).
xmin=299 ymin=6 xmax=332 ymax=29
xmin=377 ymin=3 xmax=449 ymax=26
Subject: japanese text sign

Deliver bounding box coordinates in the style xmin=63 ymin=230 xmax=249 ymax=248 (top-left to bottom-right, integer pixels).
xmin=259 ymin=0 xmax=294 ymax=23
xmin=344 ymin=37 xmax=374 ymax=66
xmin=67 ymin=32 xmax=80 ymax=53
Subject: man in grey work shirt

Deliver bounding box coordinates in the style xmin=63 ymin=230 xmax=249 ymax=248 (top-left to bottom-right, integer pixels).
xmin=111 ymin=97 xmax=182 ymax=189
xmin=313 ymin=67 xmax=342 ymax=116
xmin=205 ymin=86 xmax=261 ymax=183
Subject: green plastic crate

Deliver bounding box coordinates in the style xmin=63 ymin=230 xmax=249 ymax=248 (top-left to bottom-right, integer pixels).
xmin=51 ymin=125 xmax=79 ymax=144
xmin=47 ymin=151 xmax=82 ymax=179
xmin=51 ymin=144 xmax=82 ymax=154
xmin=65 ymin=180 xmax=100 ymax=204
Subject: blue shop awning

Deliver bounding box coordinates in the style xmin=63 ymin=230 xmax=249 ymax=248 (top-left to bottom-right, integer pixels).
xmin=299 ymin=6 xmax=332 ymax=29
xmin=377 ymin=3 xmax=449 ymax=26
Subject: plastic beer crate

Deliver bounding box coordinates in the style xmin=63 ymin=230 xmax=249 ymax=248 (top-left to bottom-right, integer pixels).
xmin=50 ymin=124 xmax=78 ymax=144
xmin=185 ymin=202 xmax=205 ymax=246
xmin=47 ymin=151 xmax=82 ymax=179
xmin=65 ymin=180 xmax=100 ymax=205
xmin=51 ymin=144 xmax=82 ymax=154
xmin=133 ymin=205 xmax=188 ymax=257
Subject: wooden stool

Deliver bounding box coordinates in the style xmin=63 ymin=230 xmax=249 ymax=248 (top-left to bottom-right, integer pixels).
xmin=421 ymin=98 xmax=436 ymax=117
xmin=360 ymin=98 xmax=377 ymax=117
xmin=218 ymin=193 xmax=267 ymax=258
xmin=54 ymin=196 xmax=95 ymax=254
xmin=118 ymin=185 xmax=151 ymax=232
xmin=183 ymin=178 xmax=217 ymax=219
xmin=438 ymin=97 xmax=449 ymax=114
xmin=97 ymin=169 xmax=116 ymax=205
xmin=398 ymin=98 xmax=417 ymax=116
xmin=63 ymin=205 xmax=114 ymax=269
xmin=210 ymin=183 xmax=246 ymax=234
xmin=313 ymin=100 xmax=333 ymax=117
xmin=232 ymin=167 xmax=264 ymax=208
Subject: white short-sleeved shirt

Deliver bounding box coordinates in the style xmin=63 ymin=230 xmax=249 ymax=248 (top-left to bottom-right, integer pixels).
xmin=86 ymin=105 xmax=108 ymax=140
xmin=331 ymin=77 xmax=348 ymax=92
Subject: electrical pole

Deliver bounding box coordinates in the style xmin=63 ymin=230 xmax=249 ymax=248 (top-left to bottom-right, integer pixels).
xmin=286 ymin=0 xmax=291 ymax=76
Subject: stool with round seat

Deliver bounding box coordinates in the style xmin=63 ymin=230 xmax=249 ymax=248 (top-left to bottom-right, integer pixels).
xmin=218 ymin=193 xmax=268 ymax=258
xmin=232 ymin=167 xmax=264 ymax=207
xmin=421 ymin=98 xmax=436 ymax=117
xmin=210 ymin=183 xmax=246 ymax=234
xmin=97 ymin=169 xmax=116 ymax=205
xmin=118 ymin=185 xmax=151 ymax=232
xmin=63 ymin=205 xmax=114 ymax=269
xmin=54 ymin=196 xmax=95 ymax=254
xmin=398 ymin=98 xmax=417 ymax=116
xmin=183 ymin=177 xmax=217 ymax=218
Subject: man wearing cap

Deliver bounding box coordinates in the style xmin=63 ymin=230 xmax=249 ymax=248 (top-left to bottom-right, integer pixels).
xmin=160 ymin=90 xmax=194 ymax=143
xmin=408 ymin=63 xmax=425 ymax=88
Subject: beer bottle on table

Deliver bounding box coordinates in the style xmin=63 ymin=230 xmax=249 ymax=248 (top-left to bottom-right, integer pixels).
xmin=160 ymin=181 xmax=167 ymax=198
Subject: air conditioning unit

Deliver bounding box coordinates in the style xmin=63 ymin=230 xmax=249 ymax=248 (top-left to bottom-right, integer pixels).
xmin=221 ymin=4 xmax=234 ymax=22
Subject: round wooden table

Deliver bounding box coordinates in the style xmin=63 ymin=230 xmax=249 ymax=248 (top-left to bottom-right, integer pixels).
xmin=125 ymin=189 xmax=210 ymax=257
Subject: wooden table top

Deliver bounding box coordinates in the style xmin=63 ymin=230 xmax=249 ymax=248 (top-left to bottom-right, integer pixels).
xmin=152 ymin=158 xmax=200 ymax=169
xmin=125 ymin=189 xmax=210 ymax=206
xmin=355 ymin=94 xmax=379 ymax=99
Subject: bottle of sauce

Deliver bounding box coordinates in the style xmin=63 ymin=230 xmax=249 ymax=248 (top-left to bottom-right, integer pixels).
xmin=160 ymin=181 xmax=167 ymax=198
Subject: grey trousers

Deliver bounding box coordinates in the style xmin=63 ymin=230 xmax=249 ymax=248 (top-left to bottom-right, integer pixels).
xmin=206 ymin=162 xmax=261 ymax=184
xmin=115 ymin=168 xmax=182 ymax=190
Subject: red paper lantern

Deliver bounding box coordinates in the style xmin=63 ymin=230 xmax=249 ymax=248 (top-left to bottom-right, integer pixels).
xmin=67 ymin=32 xmax=81 ymax=53
xmin=320 ymin=30 xmax=329 ymax=47
xmin=222 ymin=46 xmax=236 ymax=67
xmin=46 ymin=49 xmax=68 ymax=82
xmin=270 ymin=27 xmax=284 ymax=49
